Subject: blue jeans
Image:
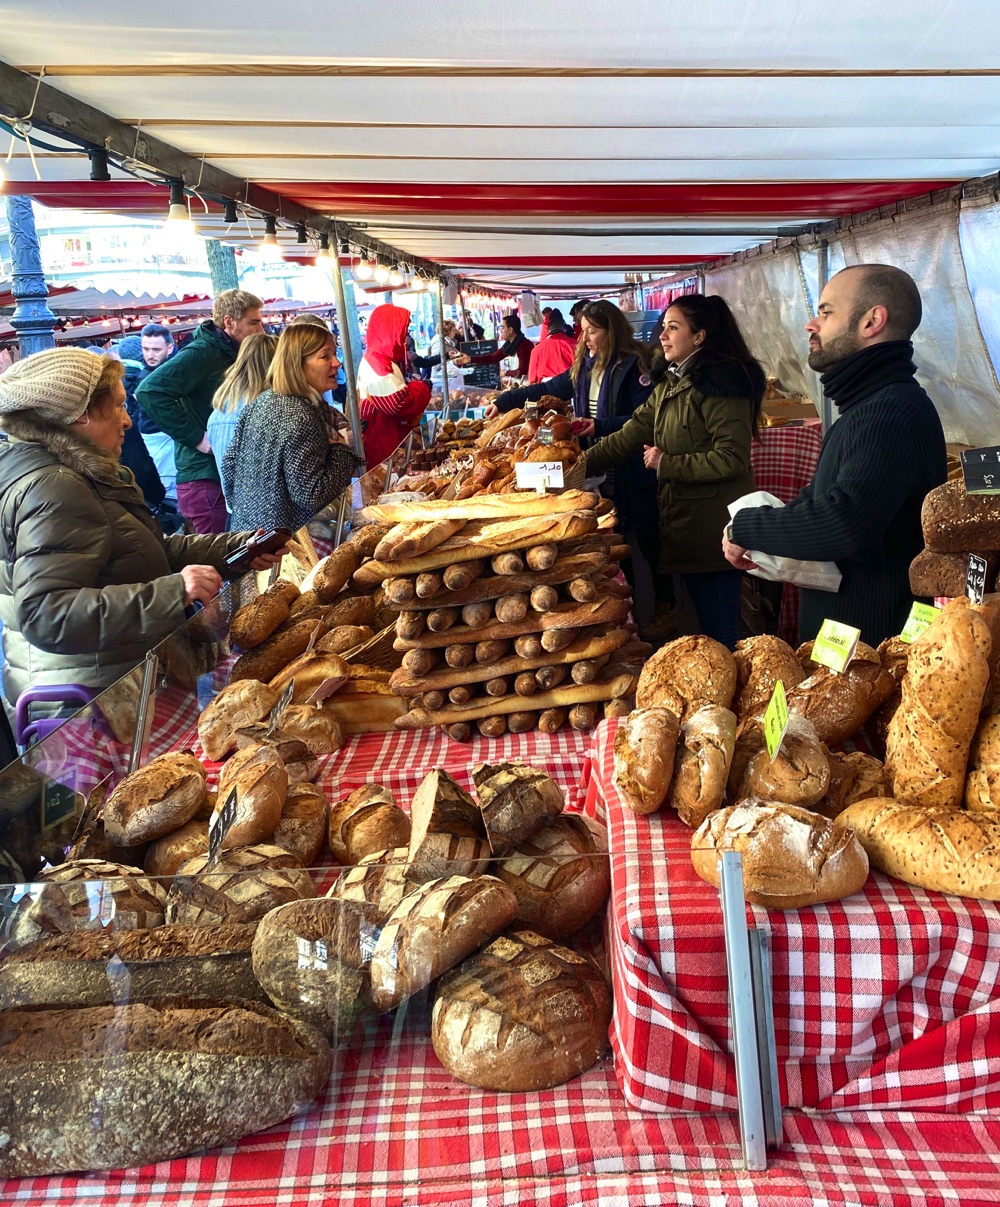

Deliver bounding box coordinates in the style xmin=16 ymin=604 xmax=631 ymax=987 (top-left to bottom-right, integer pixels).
xmin=682 ymin=570 xmax=742 ymax=651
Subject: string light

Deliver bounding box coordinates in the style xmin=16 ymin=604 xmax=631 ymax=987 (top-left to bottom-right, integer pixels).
xmin=259 ymin=214 xmax=284 ymax=263
xmin=373 ymin=261 xmax=390 ymax=285
xmin=388 ymin=264 xmax=404 ymax=287
xmin=354 ymin=254 xmax=375 ymax=281
xmin=314 ymin=232 xmax=333 ymax=265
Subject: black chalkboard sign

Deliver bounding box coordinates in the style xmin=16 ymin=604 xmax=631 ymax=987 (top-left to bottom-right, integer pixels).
xmin=208 ymin=786 xmax=239 ymax=862
xmin=961 ymin=446 xmax=1000 ymax=495
xmin=459 ymin=340 xmax=501 ymax=390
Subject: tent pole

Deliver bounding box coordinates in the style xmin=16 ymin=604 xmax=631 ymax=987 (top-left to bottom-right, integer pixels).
xmin=437 ymin=279 xmax=451 ymax=414
xmin=817 ymin=242 xmax=833 ymax=436
xmin=331 ymin=219 xmax=366 ymax=471
xmin=458 ymin=278 xmax=471 ymax=338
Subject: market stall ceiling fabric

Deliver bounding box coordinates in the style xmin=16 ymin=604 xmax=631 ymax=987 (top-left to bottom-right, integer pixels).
xmin=3 ymin=0 xmax=999 ymax=280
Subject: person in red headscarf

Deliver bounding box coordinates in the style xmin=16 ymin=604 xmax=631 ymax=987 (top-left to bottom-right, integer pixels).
xmin=357 ymin=304 xmax=432 ymax=468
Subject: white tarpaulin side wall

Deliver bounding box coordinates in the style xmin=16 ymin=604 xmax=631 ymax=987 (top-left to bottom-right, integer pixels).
xmin=704 ymin=197 xmax=1000 ymax=446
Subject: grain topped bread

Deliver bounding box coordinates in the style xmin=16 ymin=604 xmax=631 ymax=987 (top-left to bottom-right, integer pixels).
xmin=733 ymin=636 xmax=805 ymax=722
xmin=965 ymin=714 xmax=1000 ymax=815
xmin=921 ymin=479 xmax=1000 ymax=553
xmin=635 ymin=634 xmax=737 ymax=719
xmin=103 ymin=752 xmax=207 ymax=846
xmin=431 ymin=929 xmax=612 ymax=1091
xmin=691 ymin=801 xmax=869 ymax=909
xmin=230 ymin=579 xmax=300 ymax=650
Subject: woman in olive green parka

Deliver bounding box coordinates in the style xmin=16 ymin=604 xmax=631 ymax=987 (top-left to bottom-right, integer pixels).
xmin=586 ymin=295 xmax=765 ymax=648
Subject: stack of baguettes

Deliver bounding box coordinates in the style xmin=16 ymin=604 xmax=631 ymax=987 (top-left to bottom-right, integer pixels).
xmin=354 ymin=490 xmax=647 ymax=739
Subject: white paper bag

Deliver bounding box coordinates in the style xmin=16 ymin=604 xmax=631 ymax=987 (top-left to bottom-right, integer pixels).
xmin=728 ymin=491 xmax=842 ymax=593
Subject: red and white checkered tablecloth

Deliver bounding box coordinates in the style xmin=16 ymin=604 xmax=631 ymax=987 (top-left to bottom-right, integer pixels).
xmin=750 ymin=422 xmax=824 ymax=644
xmin=588 ymin=719 xmax=1000 ymax=1116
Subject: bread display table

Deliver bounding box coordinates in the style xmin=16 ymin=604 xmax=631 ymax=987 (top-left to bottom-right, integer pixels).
xmin=587 ymin=719 xmax=1000 ymax=1115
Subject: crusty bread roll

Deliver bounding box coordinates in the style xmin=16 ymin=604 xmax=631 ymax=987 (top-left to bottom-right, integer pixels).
xmin=272 ymin=782 xmax=328 ymax=866
xmin=921 ymin=479 xmax=1000 ymax=553
xmin=328 ymin=784 xmax=411 ymax=865
xmin=733 ymin=636 xmax=805 ymax=722
xmin=613 ymin=706 xmax=681 ymax=814
xmin=6 ymin=859 xmax=168 ymax=951
xmin=0 ymin=921 xmax=261 ymax=1008
xmin=691 ymin=801 xmax=869 ymax=909
xmin=369 ymin=874 xmax=519 ymax=1012
xmin=103 ymin=752 xmax=207 ymax=846
xmin=143 ymin=818 xmax=209 ymax=878
xmin=668 ymin=705 xmax=737 ymax=828
xmin=786 ymin=643 xmax=895 ymax=745
xmin=471 ymin=762 xmax=564 ymax=852
xmin=268 ymin=649 xmax=351 ymax=705
xmin=316 ymin=624 xmax=374 ymax=655
xmin=635 ymin=634 xmax=737 ymax=719
xmin=277 ymin=704 xmax=345 ymax=754
xmin=165 ymin=844 xmax=315 ymax=925
xmin=215 ymin=743 xmax=288 ymax=849
xmin=740 ymin=718 xmax=830 ymax=807
xmin=326 ymin=847 xmax=413 ymax=922
xmin=230 ymin=579 xmax=300 ymax=650
xmin=886 ymin=598 xmax=992 ymax=808
xmin=837 ymin=796 xmax=1000 ymax=899
xmin=495 ymin=814 xmax=610 ymax=940
xmin=431 ymin=929 xmax=612 ymax=1091
xmin=0 ymin=1000 xmax=331 ymax=1177
xmin=198 ymin=680 xmax=279 ymax=761
xmin=252 ymin=897 xmax=376 ymax=1040
xmin=407 ymin=769 xmax=491 ymax=882
xmin=909 ymin=548 xmax=999 ymax=599
xmin=303 ymin=544 xmax=362 ymax=603
xmin=965 ymin=713 xmax=1000 ymax=815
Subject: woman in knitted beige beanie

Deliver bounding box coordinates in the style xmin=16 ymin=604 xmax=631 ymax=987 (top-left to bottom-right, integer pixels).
xmin=0 ymin=348 xmax=284 ymax=716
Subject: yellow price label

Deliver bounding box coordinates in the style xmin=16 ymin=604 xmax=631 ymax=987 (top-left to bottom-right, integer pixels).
xmin=899 ymin=601 xmax=940 ymax=644
xmin=812 ymin=618 xmax=861 ymax=674
xmin=764 ymin=679 xmax=789 ymax=763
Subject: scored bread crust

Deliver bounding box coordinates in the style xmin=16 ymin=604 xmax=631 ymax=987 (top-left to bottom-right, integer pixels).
xmin=613 ymin=706 xmax=681 ymax=814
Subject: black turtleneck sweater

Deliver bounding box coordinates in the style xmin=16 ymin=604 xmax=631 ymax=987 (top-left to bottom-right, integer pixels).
xmin=731 ymin=341 xmax=947 ymax=646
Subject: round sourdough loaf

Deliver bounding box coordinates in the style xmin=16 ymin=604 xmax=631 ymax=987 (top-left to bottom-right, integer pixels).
xmin=327 ymin=785 xmax=411 ymax=865
xmin=733 ymin=635 xmax=805 ymax=722
xmin=369 ymin=874 xmax=518 ymax=1012
xmin=103 ymin=752 xmax=207 ymax=846
xmin=326 ymin=847 xmax=413 ymax=922
xmin=431 ymin=929 xmax=612 ymax=1091
xmin=0 ymin=921 xmax=262 ymax=1008
xmin=165 ymin=844 xmax=315 ymax=925
xmin=740 ymin=720 xmax=830 ymax=807
xmin=495 ymin=814 xmax=610 ymax=940
xmin=272 ymin=783 xmax=328 ymax=866
xmin=613 ymin=706 xmax=681 ymax=814
xmin=691 ymin=801 xmax=869 ymax=909
xmin=635 ymin=634 xmax=737 ymax=718
xmin=144 ymin=818 xmax=209 ymax=878
xmin=471 ymin=762 xmax=564 ymax=851
xmin=198 ymin=679 xmax=279 ymax=761
xmin=215 ymin=743 xmax=288 ymax=848
xmin=0 ymin=999 xmax=331 ymax=1176
xmin=6 ymin=859 xmax=168 ymax=951
xmin=252 ymin=897 xmax=377 ymax=1040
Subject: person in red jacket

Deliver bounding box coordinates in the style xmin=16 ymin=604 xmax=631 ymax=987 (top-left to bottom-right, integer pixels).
xmin=454 ymin=314 xmax=534 ymax=380
xmin=356 ymin=304 xmax=431 ymax=468
xmin=527 ymin=308 xmax=577 ymax=383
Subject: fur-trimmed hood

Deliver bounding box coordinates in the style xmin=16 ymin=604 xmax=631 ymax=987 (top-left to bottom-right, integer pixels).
xmin=0 ymin=409 xmax=133 ymax=494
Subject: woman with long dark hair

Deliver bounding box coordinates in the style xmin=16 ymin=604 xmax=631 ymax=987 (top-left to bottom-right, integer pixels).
xmin=484 ymin=299 xmax=672 ymax=635
xmin=585 ymin=293 xmax=765 ymax=649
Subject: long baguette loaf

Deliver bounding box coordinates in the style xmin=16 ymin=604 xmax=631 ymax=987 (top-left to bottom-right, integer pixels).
xmin=389 ymin=628 xmax=631 ymax=694
xmin=387 ymin=550 xmax=610 ymax=611
xmin=362 ymin=489 xmax=598 ymax=524
xmin=395 ymin=671 xmax=636 ymax=728
xmin=374 ymin=518 xmax=466 ymax=562
xmin=353 ymin=512 xmax=598 ymax=584
xmin=392 ymin=595 xmax=630 ymax=650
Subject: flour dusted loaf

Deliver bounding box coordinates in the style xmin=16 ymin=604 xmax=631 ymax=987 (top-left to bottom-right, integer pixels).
xmin=733 ymin=636 xmax=805 ymax=722
xmin=326 ymin=847 xmax=414 ymax=922
xmin=407 ymin=769 xmax=491 ymax=882
xmin=103 ymin=752 xmax=207 ymax=845
xmin=431 ymin=929 xmax=612 ymax=1091
xmin=472 ymin=762 xmax=564 ymax=851
xmin=6 ymin=859 xmax=168 ymax=952
xmin=885 ymin=597 xmax=992 ymax=808
xmin=198 ymin=680 xmax=278 ymax=761
xmin=0 ymin=921 xmax=262 ymax=1008
xmin=691 ymin=801 xmax=869 ymax=909
xmin=0 ymin=999 xmax=331 ymax=1176
xmin=668 ymin=705 xmax=737 ymax=828
xmin=613 ymin=705 xmax=681 ymax=814
xmin=272 ymin=782 xmax=328 ymax=866
xmin=740 ymin=717 xmax=830 ymax=807
xmin=635 ymin=634 xmax=737 ymax=718
xmin=495 ymin=814 xmax=610 ymax=940
xmin=786 ymin=643 xmax=895 ymax=745
xmin=165 ymin=844 xmax=315 ymax=925
xmin=369 ymin=874 xmax=518 ymax=1011
xmin=921 ymin=479 xmax=1000 ymax=553
xmin=252 ymin=897 xmax=377 ymax=1040
xmin=215 ymin=743 xmax=289 ymax=848
xmin=837 ymin=796 xmax=1000 ymax=899
xmin=327 ymin=784 xmax=411 ymax=865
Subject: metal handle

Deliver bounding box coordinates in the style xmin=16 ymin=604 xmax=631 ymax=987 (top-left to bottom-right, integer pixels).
xmin=128 ymin=651 xmax=159 ymax=774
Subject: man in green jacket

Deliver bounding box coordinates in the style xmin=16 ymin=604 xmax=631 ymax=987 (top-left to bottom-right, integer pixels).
xmin=136 ymin=289 xmax=263 ymax=533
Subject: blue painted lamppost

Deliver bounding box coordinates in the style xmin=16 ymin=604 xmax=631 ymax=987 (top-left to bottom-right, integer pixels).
xmin=5 ymin=194 xmax=57 ymax=355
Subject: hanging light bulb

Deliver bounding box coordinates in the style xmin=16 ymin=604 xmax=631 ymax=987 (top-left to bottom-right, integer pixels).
xmin=373 ymin=261 xmax=390 ymax=285
xmin=410 ymin=273 xmax=426 ymax=292
xmin=162 ymin=179 xmax=197 ymax=249
xmin=314 ymin=232 xmax=333 ymax=265
xmin=259 ymin=214 xmax=284 ymax=263
xmin=222 ymin=198 xmax=239 ymax=225
xmin=295 ymin=222 xmax=308 ymax=245
xmin=354 ymin=252 xmax=374 ymax=281
xmin=388 ymin=263 xmax=404 ymax=288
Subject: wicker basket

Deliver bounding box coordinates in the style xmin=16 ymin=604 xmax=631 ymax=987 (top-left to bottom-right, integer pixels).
xmin=342 ymin=623 xmax=403 ymax=670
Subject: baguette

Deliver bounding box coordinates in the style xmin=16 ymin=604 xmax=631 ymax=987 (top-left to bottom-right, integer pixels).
xmin=492 ymin=551 xmax=524 ymax=575
xmin=445 ymin=643 xmax=474 ymax=669
xmin=526 ymin=543 xmax=558 ymax=570
xmin=447 ymin=722 xmax=473 ymax=741
xmin=415 ymin=570 xmax=443 ymax=599
xmin=508 ymin=710 xmax=538 ymax=733
xmin=538 ymin=707 xmax=567 ymax=734
xmin=569 ymin=703 xmax=598 ymax=731
xmin=450 ymin=685 xmax=473 ymax=704
xmin=374 ymin=518 xmax=466 ymax=561
xmin=396 ymin=611 xmax=427 ymax=640
xmin=477 ymin=639 xmax=510 ymax=663
xmin=531 ymin=584 xmax=560 ymax=613
xmin=362 ymin=489 xmax=598 ymax=524
xmin=478 ymin=715 xmax=508 ymax=737
xmin=495 ymin=593 xmax=528 ymax=624
xmin=385 ymin=577 xmax=416 ymax=605
xmin=426 ymin=607 xmax=460 ymax=632
xmin=536 ymin=664 xmax=569 ymax=691
xmin=393 ymin=595 xmax=630 ymax=649
xmin=320 ymin=691 xmax=407 ymax=734
xmin=541 ymin=626 xmax=581 ymax=652
xmin=443 ymin=559 xmax=486 ymax=590
xmin=462 ymin=601 xmax=494 ymax=628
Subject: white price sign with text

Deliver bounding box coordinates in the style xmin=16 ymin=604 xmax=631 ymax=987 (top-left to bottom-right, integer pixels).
xmin=514 ymin=461 xmax=565 ymax=491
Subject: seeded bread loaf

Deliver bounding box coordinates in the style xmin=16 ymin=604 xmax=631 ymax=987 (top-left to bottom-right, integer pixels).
xmin=921 ymin=479 xmax=1000 ymax=553
xmin=733 ymin=636 xmax=805 ymax=722
xmin=635 ymin=634 xmax=737 ymax=719
xmin=230 ymin=579 xmax=300 ymax=650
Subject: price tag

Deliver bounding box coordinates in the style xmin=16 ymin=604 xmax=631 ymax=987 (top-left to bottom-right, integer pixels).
xmin=763 ymin=679 xmax=789 ymax=763
xmin=899 ymin=601 xmax=940 ymax=644
xmin=967 ymin=554 xmax=988 ymax=605
xmin=537 ymin=426 xmax=555 ymax=446
xmin=811 ymin=618 xmax=861 ymax=674
xmin=208 ymin=786 xmax=239 ymax=863
xmin=268 ymin=678 xmax=295 ymax=733
xmin=514 ymin=461 xmax=565 ymax=491
xmin=960 ymin=446 xmax=1000 ymax=495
